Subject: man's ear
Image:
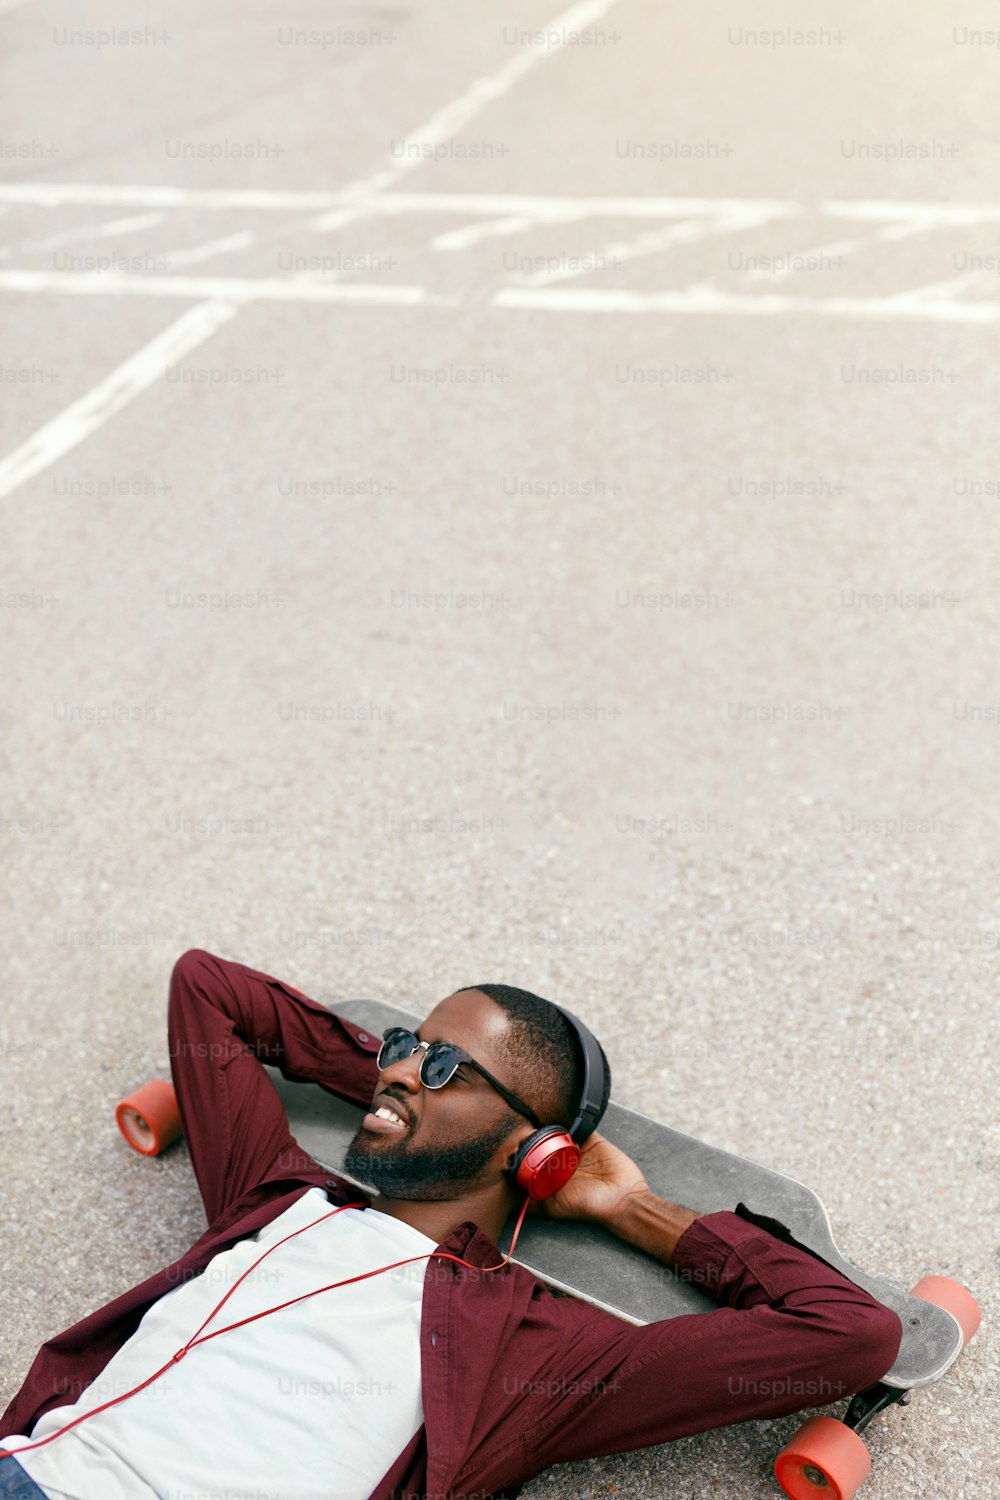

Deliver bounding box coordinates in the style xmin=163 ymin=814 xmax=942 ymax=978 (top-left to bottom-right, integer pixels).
xmin=506 ymin=1119 xmax=540 ymax=1170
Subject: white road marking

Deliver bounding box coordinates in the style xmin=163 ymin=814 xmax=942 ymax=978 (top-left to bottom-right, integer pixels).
xmin=0 ymin=188 xmax=996 ymax=321
xmin=0 ymin=0 xmax=622 ymax=504
xmin=308 ymin=0 xmax=622 ymax=226
xmin=4 ymin=185 xmax=1000 ymax=225
xmin=491 ymin=284 xmax=1000 ymax=321
xmin=1 ymin=263 xmax=991 ymax=321
xmin=0 ymin=183 xmax=350 ymax=210
xmin=360 ymin=191 xmax=801 ymax=222
xmin=65 ymin=211 xmax=164 ymax=239
xmin=431 ymin=214 xmax=544 ymax=251
xmin=0 ymin=300 xmax=238 ymax=500
xmin=0 ymin=268 xmax=451 ymax=304
xmin=518 ymin=209 xmax=789 ymax=287
xmin=166 ymin=231 xmax=258 ymax=266
xmin=741 ymin=222 xmax=930 ymax=284
xmin=877 ymin=269 xmax=1000 ymax=303
xmin=302 ymin=205 xmax=377 ymax=234
xmin=821 ymin=199 xmax=1000 ymax=224
xmin=430 ymin=204 xmax=785 ymax=259
xmin=0 ymin=0 xmax=994 ymax=518
xmin=0 ymin=211 xmax=163 ymax=261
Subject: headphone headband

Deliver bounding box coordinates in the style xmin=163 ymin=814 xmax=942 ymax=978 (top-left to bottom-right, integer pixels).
xmin=505 ymin=1000 xmax=607 ymax=1200
xmin=550 ymin=1000 xmax=606 ymax=1144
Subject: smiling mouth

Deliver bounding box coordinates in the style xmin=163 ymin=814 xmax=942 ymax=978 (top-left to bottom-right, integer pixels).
xmin=362 ymin=1108 xmax=410 ymax=1134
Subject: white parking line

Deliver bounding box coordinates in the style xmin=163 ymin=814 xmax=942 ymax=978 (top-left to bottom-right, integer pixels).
xmin=0 ymin=183 xmax=350 ymax=210
xmin=359 ymin=192 xmax=801 ymax=222
xmin=491 ymin=285 xmax=1000 ymax=321
xmin=879 ymin=269 xmax=1000 ymax=303
xmin=308 ymin=0 xmax=623 ymax=226
xmin=166 ymin=231 xmax=259 ymax=266
xmin=0 ymin=300 xmax=238 ymax=500
xmin=518 ymin=209 xmax=789 ymax=287
xmin=431 ymin=214 xmax=544 ymax=251
xmin=0 ymin=211 xmax=164 ymax=261
xmin=0 ymin=1 xmax=629 ymax=501
xmin=3 ymin=0 xmax=998 ymax=508
xmin=821 ymin=199 xmax=1000 ymax=224
xmin=0 ymin=268 xmax=451 ymax=304
xmin=0 ymin=264 xmax=996 ymax=322
xmin=741 ymin=222 xmax=929 ymax=284
xmin=3 ymin=186 xmax=1000 ymax=225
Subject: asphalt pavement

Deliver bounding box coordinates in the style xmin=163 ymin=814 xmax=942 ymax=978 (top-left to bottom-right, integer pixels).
xmin=1 ymin=2 xmax=997 ymax=1496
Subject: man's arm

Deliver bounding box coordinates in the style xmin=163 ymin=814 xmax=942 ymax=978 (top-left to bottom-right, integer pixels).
xmin=167 ymin=948 xmax=381 ymax=1224
xmin=604 ymin=1187 xmax=702 ymax=1263
xmin=462 ymin=1137 xmax=902 ymax=1493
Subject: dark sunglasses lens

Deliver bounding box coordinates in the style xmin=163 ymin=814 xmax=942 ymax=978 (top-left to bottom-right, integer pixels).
xmin=378 ymin=1029 xmax=416 ymax=1067
xmin=421 ymin=1043 xmax=461 ymax=1088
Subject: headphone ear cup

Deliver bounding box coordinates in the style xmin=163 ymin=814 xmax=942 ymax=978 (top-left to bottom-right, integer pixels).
xmin=509 ymin=1126 xmax=581 ymax=1200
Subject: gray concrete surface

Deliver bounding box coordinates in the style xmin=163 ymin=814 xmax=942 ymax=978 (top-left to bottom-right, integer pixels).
xmin=1 ymin=0 xmax=997 ymax=1496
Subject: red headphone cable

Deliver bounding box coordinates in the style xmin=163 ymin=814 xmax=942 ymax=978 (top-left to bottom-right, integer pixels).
xmin=0 ymin=1194 xmax=535 ymax=1461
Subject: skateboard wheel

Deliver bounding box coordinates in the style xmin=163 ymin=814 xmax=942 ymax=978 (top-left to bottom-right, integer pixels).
xmin=116 ymin=1080 xmax=183 ymax=1156
xmin=774 ymin=1415 xmax=871 ymax=1500
xmin=909 ymin=1275 xmax=981 ymax=1347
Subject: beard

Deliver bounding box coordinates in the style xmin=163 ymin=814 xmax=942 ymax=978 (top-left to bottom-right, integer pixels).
xmin=342 ymin=1110 xmax=519 ymax=1201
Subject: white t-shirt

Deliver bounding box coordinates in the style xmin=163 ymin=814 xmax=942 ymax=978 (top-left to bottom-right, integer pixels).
xmin=2 ymin=1189 xmax=438 ymax=1500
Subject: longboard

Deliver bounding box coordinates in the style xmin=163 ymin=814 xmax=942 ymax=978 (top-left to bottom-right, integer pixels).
xmin=268 ymin=999 xmax=963 ymax=1391
xmin=117 ymin=995 xmax=981 ymax=1500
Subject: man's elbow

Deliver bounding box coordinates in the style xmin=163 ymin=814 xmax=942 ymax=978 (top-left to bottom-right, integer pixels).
xmin=172 ymin=948 xmax=214 ymax=984
xmin=836 ymin=1299 xmax=904 ymax=1394
xmin=866 ymin=1301 xmax=905 ymax=1383
xmin=168 ymin=948 xmax=223 ymax=1024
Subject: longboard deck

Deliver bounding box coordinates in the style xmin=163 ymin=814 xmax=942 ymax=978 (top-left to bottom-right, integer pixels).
xmin=268 ymin=998 xmax=962 ymax=1390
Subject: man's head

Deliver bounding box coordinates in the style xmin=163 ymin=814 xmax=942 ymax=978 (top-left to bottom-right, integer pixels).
xmin=343 ymin=985 xmax=611 ymax=1207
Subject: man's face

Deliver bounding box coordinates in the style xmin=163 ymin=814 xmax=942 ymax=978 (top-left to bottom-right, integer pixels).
xmin=342 ymin=990 xmax=534 ymax=1201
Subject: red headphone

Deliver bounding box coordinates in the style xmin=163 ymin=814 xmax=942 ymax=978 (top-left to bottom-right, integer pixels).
xmin=505 ymin=1001 xmax=608 ymax=1200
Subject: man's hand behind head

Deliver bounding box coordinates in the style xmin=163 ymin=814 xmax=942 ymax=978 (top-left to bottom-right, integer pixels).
xmin=524 ymin=1131 xmax=650 ymax=1227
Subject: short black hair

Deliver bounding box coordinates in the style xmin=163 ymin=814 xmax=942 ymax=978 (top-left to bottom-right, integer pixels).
xmin=456 ymin=983 xmax=611 ymax=1133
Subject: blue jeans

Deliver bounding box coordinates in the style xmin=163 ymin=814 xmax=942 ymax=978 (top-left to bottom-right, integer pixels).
xmin=0 ymin=1456 xmax=49 ymax=1499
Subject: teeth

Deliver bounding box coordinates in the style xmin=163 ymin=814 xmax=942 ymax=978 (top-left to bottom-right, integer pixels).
xmin=374 ymin=1106 xmax=404 ymax=1125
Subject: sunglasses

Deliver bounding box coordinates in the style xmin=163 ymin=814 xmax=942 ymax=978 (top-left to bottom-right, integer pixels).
xmin=377 ymin=1027 xmax=542 ymax=1128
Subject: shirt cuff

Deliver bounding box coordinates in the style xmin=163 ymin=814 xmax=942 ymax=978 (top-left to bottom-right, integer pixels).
xmin=672 ymin=1203 xmax=846 ymax=1303
xmin=672 ymin=1208 xmax=780 ymax=1290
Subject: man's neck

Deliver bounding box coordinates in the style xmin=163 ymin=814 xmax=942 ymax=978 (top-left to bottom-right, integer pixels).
xmin=366 ymin=1189 xmax=516 ymax=1247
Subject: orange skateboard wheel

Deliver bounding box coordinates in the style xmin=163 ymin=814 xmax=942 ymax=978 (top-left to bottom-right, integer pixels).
xmin=116 ymin=1079 xmax=183 ymax=1156
xmin=774 ymin=1414 xmax=871 ymax=1500
xmin=910 ymin=1275 xmax=981 ymax=1347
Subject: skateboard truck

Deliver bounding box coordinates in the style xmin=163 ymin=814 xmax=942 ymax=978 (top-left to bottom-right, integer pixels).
xmin=843 ymin=1378 xmax=909 ymax=1436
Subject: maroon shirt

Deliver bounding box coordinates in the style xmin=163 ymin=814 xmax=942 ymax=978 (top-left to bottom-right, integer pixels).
xmin=1 ymin=951 xmax=902 ymax=1499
